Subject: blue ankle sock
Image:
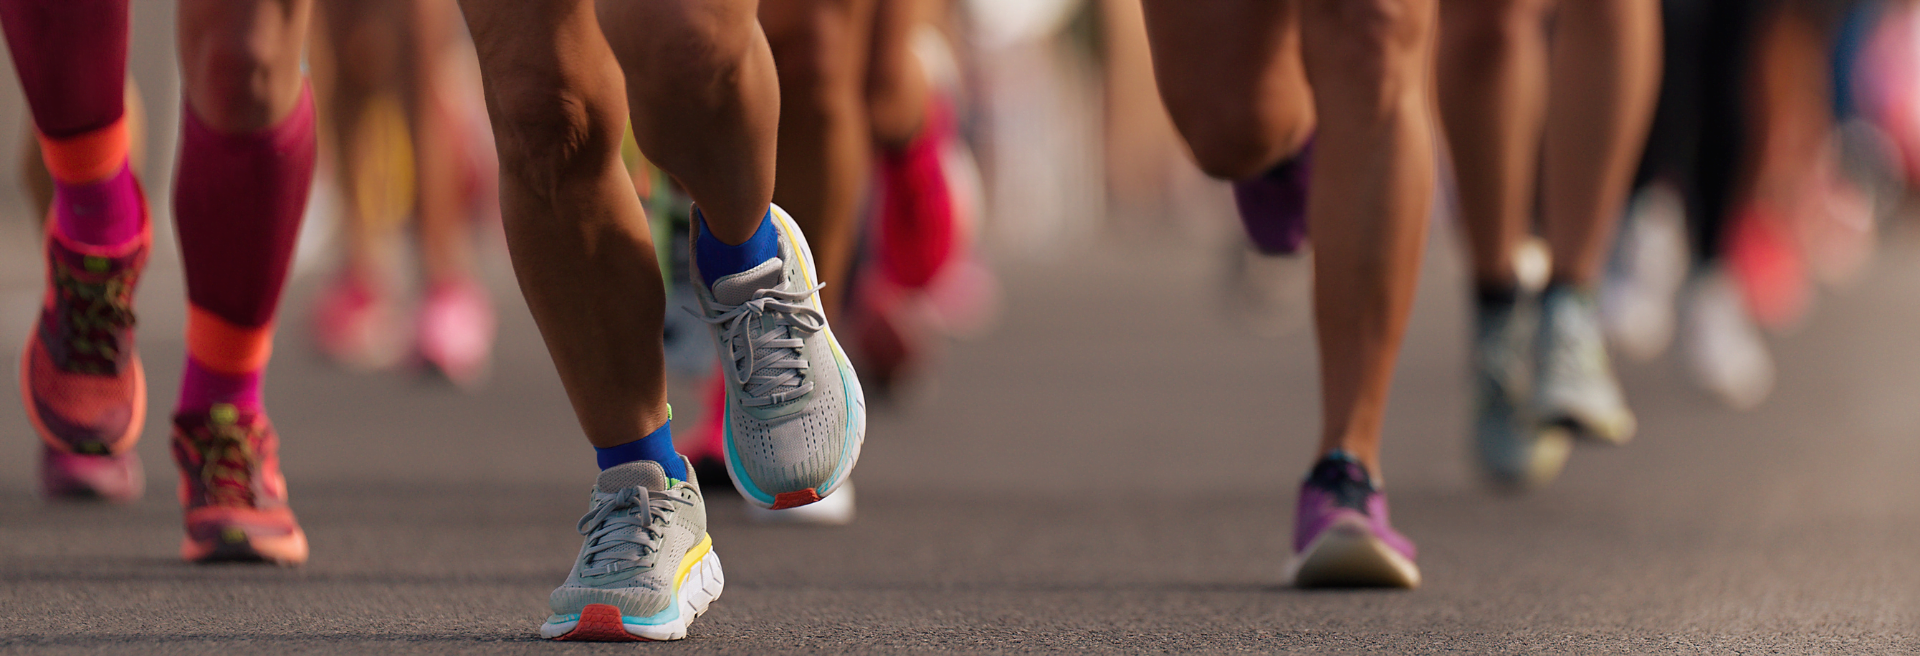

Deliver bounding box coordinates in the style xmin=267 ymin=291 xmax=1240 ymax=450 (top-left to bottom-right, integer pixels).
xmin=695 ymin=208 xmax=779 ymax=288
xmin=596 ymin=417 xmax=688 ymax=480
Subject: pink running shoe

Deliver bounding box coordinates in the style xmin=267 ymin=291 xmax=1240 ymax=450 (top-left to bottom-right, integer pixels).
xmin=310 ymin=269 xmax=405 ymax=372
xmin=416 ymin=277 xmax=495 ymax=391
xmin=23 ymin=223 xmax=150 ymax=460
xmin=172 ymin=405 xmax=308 ymax=565
xmin=1287 ymin=452 xmax=1420 ymax=589
xmin=873 ymin=97 xmax=964 ymax=291
xmin=41 ymin=446 xmax=143 ymax=503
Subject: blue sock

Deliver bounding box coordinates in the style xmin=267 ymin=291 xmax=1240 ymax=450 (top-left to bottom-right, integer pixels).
xmin=596 ymin=417 xmax=688 ymax=480
xmin=695 ymin=208 xmax=779 ymax=288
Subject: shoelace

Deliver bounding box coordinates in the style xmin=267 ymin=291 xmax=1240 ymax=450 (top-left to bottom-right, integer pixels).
xmin=576 ymin=487 xmax=691 ymax=577
xmin=52 ymin=258 xmax=137 ymax=371
xmin=190 ymin=421 xmax=259 ymax=507
xmin=697 ymin=282 xmax=828 ymax=407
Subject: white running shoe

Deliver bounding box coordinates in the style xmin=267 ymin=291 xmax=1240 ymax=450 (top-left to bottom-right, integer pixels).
xmin=1601 ymin=185 xmax=1688 ymax=362
xmin=691 ymin=205 xmax=867 ymax=510
xmin=1681 ymin=269 xmax=1776 ymax=410
xmin=541 ymin=459 xmax=723 ymax=642
xmin=1535 ymin=285 xmax=1637 ymax=445
xmin=1472 ymin=293 xmax=1571 ymax=490
xmin=745 ymin=481 xmax=856 ymax=526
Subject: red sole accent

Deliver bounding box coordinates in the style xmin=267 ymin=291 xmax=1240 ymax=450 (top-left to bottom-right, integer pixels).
xmin=770 ymin=489 xmax=822 ymax=510
xmin=555 ymin=604 xmax=648 ymax=642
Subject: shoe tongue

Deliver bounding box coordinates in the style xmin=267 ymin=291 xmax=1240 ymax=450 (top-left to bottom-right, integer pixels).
xmin=712 ymin=258 xmax=784 ymax=306
xmin=598 ymin=461 xmax=670 ymax=494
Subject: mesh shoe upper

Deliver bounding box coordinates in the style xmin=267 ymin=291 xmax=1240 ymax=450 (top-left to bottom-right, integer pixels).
xmin=1534 ymin=285 xmax=1635 ymax=443
xmin=25 ymin=228 xmax=148 ymax=454
xmin=550 ymin=460 xmax=709 ymax=619
xmin=1473 ymin=292 xmax=1537 ymax=479
xmin=170 ymin=405 xmax=301 ymax=548
xmin=691 ymin=206 xmax=863 ymax=505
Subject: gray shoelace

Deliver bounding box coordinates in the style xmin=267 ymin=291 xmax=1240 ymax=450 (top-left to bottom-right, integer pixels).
xmin=576 ymin=487 xmax=689 ymax=577
xmin=698 ymin=282 xmax=828 ymax=407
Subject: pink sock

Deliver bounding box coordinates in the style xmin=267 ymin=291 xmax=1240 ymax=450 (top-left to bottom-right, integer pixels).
xmin=172 ymin=82 xmax=315 ymax=418
xmin=54 ymin=163 xmax=144 ymax=246
xmin=177 ymin=357 xmax=263 ymax=413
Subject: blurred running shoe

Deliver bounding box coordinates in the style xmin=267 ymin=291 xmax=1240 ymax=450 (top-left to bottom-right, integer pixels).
xmin=1472 ymin=291 xmax=1571 ymax=490
xmin=171 ymin=404 xmax=308 ymax=565
xmin=40 ymin=446 xmax=143 ymax=503
xmin=24 ymin=225 xmax=149 ymax=463
xmin=846 ymin=276 xmax=933 ymax=402
xmin=874 ymin=98 xmax=964 ymax=291
xmin=1535 ymin=285 xmax=1636 ymax=445
xmin=1601 ymin=185 xmax=1688 ymax=362
xmin=541 ymin=459 xmax=723 ymax=642
xmin=744 ymin=481 xmax=855 ymax=526
xmin=1681 ymin=269 xmax=1776 ymax=411
xmin=1221 ymin=241 xmax=1311 ymax=339
xmin=310 ymin=269 xmax=406 ymax=373
xmin=1727 ymin=207 xmax=1812 ymax=333
xmin=417 ymin=277 xmax=495 ymax=391
xmin=661 ymin=213 xmax=719 ymax=379
xmin=1287 ymin=452 xmax=1419 ymax=589
xmin=691 ymin=206 xmax=866 ymax=510
xmin=1231 ymin=139 xmax=1311 ymax=256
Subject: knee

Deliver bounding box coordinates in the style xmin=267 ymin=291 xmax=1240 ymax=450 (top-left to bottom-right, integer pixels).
xmin=611 ymin=0 xmax=760 ymax=100
xmin=1170 ymin=102 xmax=1295 ymax=180
xmin=181 ymin=24 xmax=306 ymax=131
xmin=1303 ymin=0 xmax=1434 ymax=115
xmin=483 ymin=76 xmax=624 ymax=201
xmin=1441 ymin=0 xmax=1550 ymax=53
xmin=763 ymin=9 xmax=864 ymax=121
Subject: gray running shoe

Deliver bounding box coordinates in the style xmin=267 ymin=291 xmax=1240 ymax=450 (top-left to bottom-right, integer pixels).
xmin=1473 ymin=292 xmax=1570 ymax=490
xmin=692 ymin=204 xmax=866 ymax=510
xmin=540 ymin=459 xmax=723 ymax=642
xmin=1535 ymin=284 xmax=1637 ymax=445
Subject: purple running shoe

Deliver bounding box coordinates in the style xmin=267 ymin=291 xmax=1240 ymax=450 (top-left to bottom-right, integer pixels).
xmin=1287 ymin=451 xmax=1420 ymax=588
xmin=1231 ymin=139 xmax=1312 ymax=256
xmin=40 ymin=444 xmax=143 ymax=503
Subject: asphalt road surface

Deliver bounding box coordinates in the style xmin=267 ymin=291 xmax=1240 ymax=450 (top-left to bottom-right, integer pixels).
xmin=2 ymin=223 xmax=1917 ymax=654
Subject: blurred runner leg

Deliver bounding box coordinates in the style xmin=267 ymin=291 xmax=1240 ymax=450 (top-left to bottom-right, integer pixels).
xmin=1143 ymin=0 xmax=1434 ymax=589
xmin=311 ymin=0 xmax=496 ymax=388
xmin=1 ymin=0 xmax=149 ymax=502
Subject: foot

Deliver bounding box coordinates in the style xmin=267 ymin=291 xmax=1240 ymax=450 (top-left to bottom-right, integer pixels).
xmin=1682 ymin=269 xmax=1776 ymax=410
xmin=1601 ymin=185 xmax=1688 ymax=362
xmin=873 ymin=96 xmax=966 ymax=290
xmin=744 ymin=481 xmax=855 ymax=526
xmin=416 ymin=277 xmax=496 ymax=391
xmin=1287 ymin=452 xmax=1420 ymax=589
xmin=541 ymin=459 xmax=723 ymax=642
xmin=171 ymin=405 xmax=308 ymax=565
xmin=1230 ymin=139 xmax=1312 ymax=256
xmin=1534 ymin=285 xmax=1637 ymax=445
xmin=1472 ymin=291 xmax=1570 ymax=490
xmin=691 ymin=206 xmax=866 ymax=510
xmin=310 ymin=269 xmax=405 ymax=373
xmin=23 ymin=224 xmax=150 ymax=465
xmin=40 ymin=445 xmax=143 ymax=503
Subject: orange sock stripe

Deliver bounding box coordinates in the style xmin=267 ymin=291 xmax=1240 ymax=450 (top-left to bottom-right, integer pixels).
xmin=185 ymin=306 xmax=274 ymax=375
xmin=38 ymin=118 xmax=129 ymax=184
